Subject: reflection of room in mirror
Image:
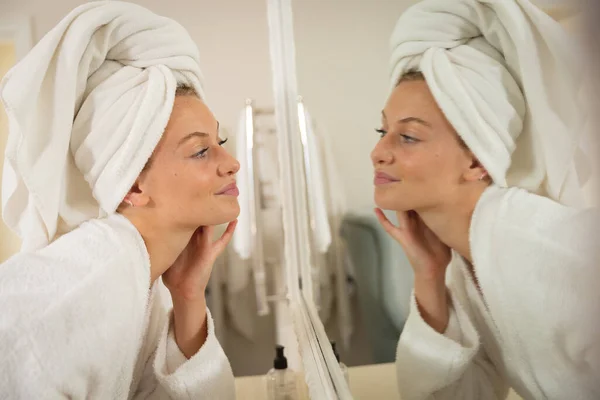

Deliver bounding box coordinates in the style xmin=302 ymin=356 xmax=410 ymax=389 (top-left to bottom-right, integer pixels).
xmin=292 ymin=0 xmax=422 ymax=370
xmin=291 ymin=0 xmax=589 ymax=363
xmin=221 ymin=99 xmax=358 ymax=377
xmin=289 ymin=0 xmax=596 ymax=399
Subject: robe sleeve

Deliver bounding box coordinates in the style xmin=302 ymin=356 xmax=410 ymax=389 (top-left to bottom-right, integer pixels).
xmin=132 ymin=285 xmax=235 ymax=400
xmin=395 ymin=289 xmax=509 ymax=400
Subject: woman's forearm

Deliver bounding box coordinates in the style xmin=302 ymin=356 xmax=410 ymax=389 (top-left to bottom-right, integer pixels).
xmin=413 ymin=275 xmax=449 ymax=334
xmin=171 ymin=296 xmax=208 ymax=359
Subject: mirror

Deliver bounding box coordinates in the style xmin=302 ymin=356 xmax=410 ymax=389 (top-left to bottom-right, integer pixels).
xmin=283 ymin=0 xmax=591 ymax=399
xmin=290 ymin=0 xmax=419 ymax=370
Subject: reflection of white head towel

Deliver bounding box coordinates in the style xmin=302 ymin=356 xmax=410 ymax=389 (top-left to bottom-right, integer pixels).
xmin=389 ymin=0 xmax=588 ymax=206
xmin=0 ymin=1 xmax=204 ymax=251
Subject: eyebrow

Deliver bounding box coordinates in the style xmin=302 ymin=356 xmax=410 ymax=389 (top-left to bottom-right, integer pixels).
xmin=398 ymin=117 xmax=432 ymax=128
xmin=178 ymin=131 xmax=209 ymax=147
xmin=381 ymin=111 xmax=432 ymax=128
xmin=177 ymin=121 xmax=221 ymax=147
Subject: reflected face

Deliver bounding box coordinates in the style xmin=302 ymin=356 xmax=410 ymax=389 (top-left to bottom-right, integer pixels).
xmin=370 ymin=79 xmax=474 ymax=212
xmin=138 ymin=95 xmax=240 ymax=228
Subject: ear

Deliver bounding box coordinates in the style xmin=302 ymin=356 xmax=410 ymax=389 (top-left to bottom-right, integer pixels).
xmin=463 ymin=154 xmax=489 ymax=183
xmin=122 ymin=175 xmax=152 ymax=208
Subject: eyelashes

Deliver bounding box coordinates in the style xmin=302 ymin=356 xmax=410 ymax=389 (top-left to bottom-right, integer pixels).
xmin=192 ymin=138 xmax=228 ymax=159
xmin=400 ymin=134 xmax=419 ymax=144
xmin=375 ymin=128 xmax=420 ymax=144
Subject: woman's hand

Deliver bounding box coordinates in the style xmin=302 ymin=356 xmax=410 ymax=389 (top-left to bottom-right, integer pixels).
xmin=162 ymin=221 xmax=237 ymax=358
xmin=163 ymin=221 xmax=237 ymax=302
xmin=375 ymin=208 xmax=450 ymax=280
xmin=375 ymin=208 xmax=451 ymax=333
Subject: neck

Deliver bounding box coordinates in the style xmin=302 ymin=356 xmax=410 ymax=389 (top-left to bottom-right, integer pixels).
xmin=120 ymin=209 xmax=194 ymax=285
xmin=416 ymin=184 xmax=489 ymax=264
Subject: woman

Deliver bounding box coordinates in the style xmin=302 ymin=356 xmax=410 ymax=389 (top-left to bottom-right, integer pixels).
xmin=372 ymin=1 xmax=600 ymax=399
xmin=0 ymin=2 xmax=238 ymax=399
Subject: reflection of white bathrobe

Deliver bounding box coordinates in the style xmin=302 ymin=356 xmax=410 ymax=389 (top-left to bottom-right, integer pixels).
xmin=396 ymin=185 xmax=600 ymax=400
xmin=0 ymin=214 xmax=235 ymax=399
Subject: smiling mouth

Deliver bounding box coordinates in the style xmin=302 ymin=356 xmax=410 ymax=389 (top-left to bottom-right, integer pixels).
xmin=374 ymin=173 xmax=400 ymax=185
xmin=217 ymin=183 xmax=239 ymax=196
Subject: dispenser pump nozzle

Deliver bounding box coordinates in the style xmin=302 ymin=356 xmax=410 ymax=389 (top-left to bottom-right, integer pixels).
xmin=274 ymin=345 xmax=288 ymax=370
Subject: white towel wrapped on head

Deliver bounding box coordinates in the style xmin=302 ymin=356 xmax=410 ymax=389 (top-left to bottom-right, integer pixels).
xmin=389 ymin=0 xmax=589 ymax=206
xmin=0 ymin=0 xmax=204 ymax=251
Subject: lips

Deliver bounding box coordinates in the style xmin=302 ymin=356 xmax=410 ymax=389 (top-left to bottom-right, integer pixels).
xmin=216 ymin=182 xmax=239 ymax=196
xmin=374 ymin=171 xmax=399 ymax=185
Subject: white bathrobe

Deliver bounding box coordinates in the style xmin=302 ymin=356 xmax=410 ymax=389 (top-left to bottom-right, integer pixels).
xmin=395 ymin=185 xmax=600 ymax=400
xmin=0 ymin=213 xmax=235 ymax=399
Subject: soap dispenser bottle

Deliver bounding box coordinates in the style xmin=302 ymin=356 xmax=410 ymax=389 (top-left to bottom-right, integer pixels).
xmin=331 ymin=341 xmax=349 ymax=385
xmin=266 ymin=345 xmax=298 ymax=400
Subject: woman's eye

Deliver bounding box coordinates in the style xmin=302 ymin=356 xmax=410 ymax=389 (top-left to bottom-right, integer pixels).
xmin=192 ymin=148 xmax=209 ymax=158
xmin=192 ymin=138 xmax=228 ymax=158
xmin=375 ymin=128 xmax=387 ymax=138
xmin=376 ymin=128 xmax=419 ymax=144
xmin=400 ymin=134 xmax=419 ymax=144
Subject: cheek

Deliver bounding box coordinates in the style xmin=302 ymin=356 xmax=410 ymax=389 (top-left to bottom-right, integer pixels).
xmin=425 ymin=148 xmax=471 ymax=194
xmin=440 ymin=147 xmax=471 ymax=180
xmin=394 ymin=146 xmax=438 ymax=182
xmin=153 ymin=161 xmax=213 ymax=200
xmin=179 ymin=162 xmax=215 ymax=199
xmin=189 ymin=174 xmax=214 ymax=199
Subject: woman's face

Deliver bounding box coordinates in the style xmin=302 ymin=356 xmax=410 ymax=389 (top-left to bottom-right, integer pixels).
xmin=371 ymin=79 xmax=480 ymax=212
xmin=134 ymin=94 xmax=240 ymax=229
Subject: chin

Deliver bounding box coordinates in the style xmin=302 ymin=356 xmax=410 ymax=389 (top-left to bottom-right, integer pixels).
xmin=374 ymin=187 xmax=415 ymax=212
xmin=213 ymin=202 xmax=241 ymax=226
xmin=189 ymin=200 xmax=240 ymax=228
xmin=223 ymin=202 xmax=241 ymax=222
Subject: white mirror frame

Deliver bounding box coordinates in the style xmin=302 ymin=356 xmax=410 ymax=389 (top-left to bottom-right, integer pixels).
xmin=265 ymin=0 xmax=353 ymax=398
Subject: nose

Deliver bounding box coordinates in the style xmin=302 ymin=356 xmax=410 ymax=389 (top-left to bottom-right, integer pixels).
xmin=217 ymin=148 xmax=240 ymax=177
xmin=370 ymin=138 xmax=394 ymax=167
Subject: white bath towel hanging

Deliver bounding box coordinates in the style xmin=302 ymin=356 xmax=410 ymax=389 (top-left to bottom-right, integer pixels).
xmin=231 ymin=109 xmax=252 ymax=285
xmin=226 ymin=108 xmax=255 ymax=340
xmin=301 ymin=106 xmax=332 ymax=254
xmin=312 ymin=118 xmax=354 ymax=347
xmin=227 ymin=107 xmax=268 ymax=340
